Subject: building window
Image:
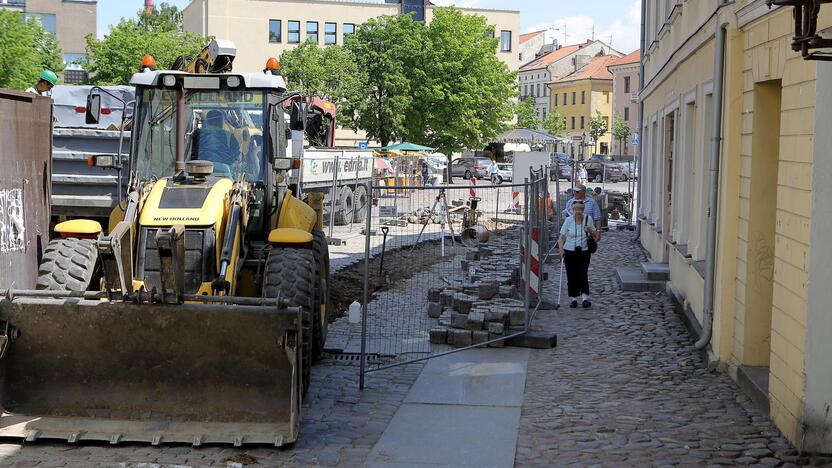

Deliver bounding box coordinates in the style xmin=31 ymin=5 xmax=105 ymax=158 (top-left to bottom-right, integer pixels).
xmin=403 ymin=0 xmax=426 ymax=22
xmin=343 ymin=23 xmax=356 ymax=43
xmin=25 ymin=13 xmax=56 ymax=34
xmin=63 ymin=53 xmax=88 ymax=69
xmin=288 ymin=20 xmax=300 ymax=43
xmin=307 ymin=21 xmax=319 ymax=43
xmin=580 ymin=116 xmax=585 ymax=129
xmin=324 ymin=22 xmax=337 ymax=45
xmin=572 ymin=92 xmax=576 ymax=105
xmin=605 ymin=91 xmax=610 ymax=104
xmin=554 ymin=94 xmax=558 ymax=107
xmin=624 ymin=76 xmax=631 ymax=94
xmin=571 ymin=116 xmax=576 ymax=129
xmin=624 ymin=107 xmax=630 ymax=121
xmin=563 ymin=92 xmax=567 ymax=105
xmin=269 ymin=19 xmax=282 ymax=43
xmin=500 ymin=30 xmax=512 ymax=52
xmin=537 ymin=84 xmax=541 ymax=96
xmin=581 ymin=90 xmax=585 ymax=104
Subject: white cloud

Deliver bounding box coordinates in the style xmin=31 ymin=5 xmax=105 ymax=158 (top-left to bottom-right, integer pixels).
xmin=522 ymin=0 xmax=641 ymax=54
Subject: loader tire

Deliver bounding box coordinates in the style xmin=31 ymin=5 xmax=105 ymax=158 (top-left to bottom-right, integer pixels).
xmin=36 ymin=237 xmax=98 ymax=291
xmin=312 ymin=229 xmax=331 ymax=364
xmin=263 ymin=248 xmax=315 ymax=396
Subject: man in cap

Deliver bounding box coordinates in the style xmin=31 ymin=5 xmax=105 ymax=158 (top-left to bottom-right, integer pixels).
xmin=26 ymin=70 xmax=58 ymax=96
xmin=562 ymin=184 xmax=602 ymax=235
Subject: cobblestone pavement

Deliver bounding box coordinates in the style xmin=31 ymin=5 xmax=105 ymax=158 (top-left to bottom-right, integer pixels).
xmin=0 ymin=358 xmax=422 ymax=467
xmin=516 ymin=230 xmax=829 ymax=467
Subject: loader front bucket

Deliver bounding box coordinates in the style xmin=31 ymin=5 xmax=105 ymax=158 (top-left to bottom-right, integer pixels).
xmin=0 ymin=297 xmax=301 ymax=446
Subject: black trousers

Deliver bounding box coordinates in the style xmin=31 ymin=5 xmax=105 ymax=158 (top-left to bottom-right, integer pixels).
xmin=563 ymin=249 xmax=591 ymax=297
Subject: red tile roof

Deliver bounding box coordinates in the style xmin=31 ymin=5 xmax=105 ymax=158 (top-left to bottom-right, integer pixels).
xmin=607 ymin=50 xmax=641 ymax=68
xmin=550 ymin=55 xmax=618 ymax=84
xmin=519 ymin=30 xmax=546 ymax=44
xmin=520 ymin=44 xmax=582 ymax=71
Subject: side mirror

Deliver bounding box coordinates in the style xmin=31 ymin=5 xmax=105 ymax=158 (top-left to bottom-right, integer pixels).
xmin=289 ymin=101 xmax=306 ymax=131
xmin=86 ymin=93 xmax=101 ymax=125
xmin=270 ymin=103 xmax=281 ymax=122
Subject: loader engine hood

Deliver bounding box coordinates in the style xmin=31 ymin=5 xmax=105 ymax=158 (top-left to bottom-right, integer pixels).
xmin=140 ymin=178 xmax=233 ymax=227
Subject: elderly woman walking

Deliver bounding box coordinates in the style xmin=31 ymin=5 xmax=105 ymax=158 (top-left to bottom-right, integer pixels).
xmin=558 ymin=202 xmax=599 ymax=308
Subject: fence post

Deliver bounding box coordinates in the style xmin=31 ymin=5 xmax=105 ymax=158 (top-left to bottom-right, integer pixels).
xmin=523 ymin=179 xmax=532 ymax=330
xmin=359 ymin=180 xmax=373 ymax=390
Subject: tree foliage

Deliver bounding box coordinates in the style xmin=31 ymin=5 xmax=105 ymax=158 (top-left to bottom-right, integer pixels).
xmin=588 ymin=111 xmax=608 ymax=154
xmin=279 ymin=41 xmax=365 ymax=104
xmin=611 ymin=115 xmax=630 ymax=153
xmin=515 ymin=97 xmax=539 ymax=129
xmin=342 ymin=14 xmax=424 ymax=147
xmin=86 ymin=3 xmax=207 ymax=85
xmin=0 ymin=10 xmax=63 ymax=90
xmin=543 ymin=108 xmax=566 ymax=137
xmin=406 ymin=7 xmax=516 ymax=156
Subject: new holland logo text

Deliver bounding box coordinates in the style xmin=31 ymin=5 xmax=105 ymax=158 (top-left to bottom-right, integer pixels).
xmin=153 ymin=216 xmax=200 ymax=222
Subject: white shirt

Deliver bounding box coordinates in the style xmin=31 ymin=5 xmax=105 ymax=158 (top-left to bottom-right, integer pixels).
xmin=560 ymin=214 xmax=596 ymax=251
xmin=489 ymin=161 xmax=499 ymax=174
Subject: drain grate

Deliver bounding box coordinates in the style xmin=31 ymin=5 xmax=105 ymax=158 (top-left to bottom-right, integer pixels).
xmin=324 ymin=352 xmax=381 ymax=364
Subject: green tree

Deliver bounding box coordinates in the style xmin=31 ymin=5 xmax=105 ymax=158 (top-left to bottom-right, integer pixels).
xmin=0 ymin=10 xmax=63 ymax=90
xmin=611 ymin=115 xmax=631 ymax=156
xmin=515 ymin=97 xmax=539 ymax=129
xmin=407 ymin=7 xmax=516 ymax=161
xmin=588 ymin=111 xmax=609 ymax=155
xmin=86 ymin=4 xmax=207 ymax=85
xmin=280 ymin=41 xmax=365 ymax=104
xmin=342 ymin=14 xmax=425 ymax=147
xmin=543 ymin=108 xmax=566 ymax=137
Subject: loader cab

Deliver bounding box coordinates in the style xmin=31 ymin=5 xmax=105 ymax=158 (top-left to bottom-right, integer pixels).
xmin=127 ymin=71 xmax=291 ymax=240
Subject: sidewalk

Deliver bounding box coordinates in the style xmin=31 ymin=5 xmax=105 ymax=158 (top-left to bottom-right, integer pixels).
xmin=366 ymin=348 xmax=529 ymax=468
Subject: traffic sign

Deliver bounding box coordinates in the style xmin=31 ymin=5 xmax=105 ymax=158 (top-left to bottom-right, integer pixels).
xmin=571 ymin=135 xmax=584 ymax=141
xmin=632 ymin=133 xmax=639 ymax=146
xmin=358 ymin=141 xmax=369 ymax=149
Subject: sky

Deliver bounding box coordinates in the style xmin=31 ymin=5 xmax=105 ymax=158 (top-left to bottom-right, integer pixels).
xmin=97 ymin=0 xmax=642 ymax=53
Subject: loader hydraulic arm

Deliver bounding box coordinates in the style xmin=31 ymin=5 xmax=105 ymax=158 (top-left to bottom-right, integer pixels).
xmin=212 ymin=178 xmax=248 ymax=294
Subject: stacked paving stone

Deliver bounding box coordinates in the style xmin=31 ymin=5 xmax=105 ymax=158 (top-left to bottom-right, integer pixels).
xmin=424 ymin=230 xmax=525 ymax=349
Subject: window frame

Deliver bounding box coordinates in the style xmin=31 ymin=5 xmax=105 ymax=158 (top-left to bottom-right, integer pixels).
xmin=287 ymin=20 xmax=301 ymax=44
xmin=306 ymin=21 xmax=319 ymax=43
xmin=268 ymin=19 xmax=282 ymax=43
xmin=343 ymin=23 xmax=356 ymax=43
xmin=500 ymin=30 xmax=512 ymax=52
xmin=624 ymin=76 xmax=631 ymax=94
xmin=324 ymin=22 xmax=337 ymax=45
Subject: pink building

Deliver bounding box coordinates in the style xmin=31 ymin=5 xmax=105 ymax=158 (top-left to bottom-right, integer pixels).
xmin=607 ymin=50 xmax=640 ymax=159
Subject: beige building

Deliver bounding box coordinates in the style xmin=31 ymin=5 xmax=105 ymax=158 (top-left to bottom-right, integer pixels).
xmin=639 ymin=0 xmax=832 ymax=453
xmin=607 ymin=50 xmax=639 ymax=158
xmin=0 ymin=0 xmax=97 ymax=82
xmin=182 ymin=0 xmax=520 ymax=73
xmin=518 ymin=29 xmax=546 ymax=66
xmin=520 ymin=40 xmax=618 ymax=123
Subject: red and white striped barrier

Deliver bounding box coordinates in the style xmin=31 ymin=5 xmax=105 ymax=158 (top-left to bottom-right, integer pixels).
xmin=469 ymin=177 xmax=478 ymax=198
xmin=520 ymin=227 xmax=541 ymax=296
xmin=504 ymin=191 xmax=520 ymax=213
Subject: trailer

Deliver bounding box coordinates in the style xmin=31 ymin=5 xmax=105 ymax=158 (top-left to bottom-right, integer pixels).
xmin=295 ymin=148 xmax=374 ymax=226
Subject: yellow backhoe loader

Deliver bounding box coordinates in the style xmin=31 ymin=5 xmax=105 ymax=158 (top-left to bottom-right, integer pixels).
xmin=0 ymin=40 xmax=331 ymax=446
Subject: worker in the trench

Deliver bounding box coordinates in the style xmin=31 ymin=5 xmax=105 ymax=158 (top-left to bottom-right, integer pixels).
xmin=26 ymin=70 xmax=58 ymax=96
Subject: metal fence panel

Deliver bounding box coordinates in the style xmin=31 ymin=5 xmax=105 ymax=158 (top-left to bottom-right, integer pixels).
xmin=358 ymin=175 xmax=548 ymax=384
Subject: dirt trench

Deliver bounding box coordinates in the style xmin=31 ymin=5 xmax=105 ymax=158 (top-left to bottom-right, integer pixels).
xmin=328 ymin=239 xmax=467 ymax=321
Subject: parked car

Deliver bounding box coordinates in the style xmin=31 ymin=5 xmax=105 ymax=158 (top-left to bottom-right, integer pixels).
xmin=495 ymin=163 xmax=512 ymax=184
xmin=589 ymin=154 xmax=614 ymax=163
xmin=584 ymin=162 xmax=625 ymax=183
xmin=613 ymin=161 xmax=637 ymax=181
xmin=450 ymin=156 xmax=492 ymax=180
xmin=550 ymin=163 xmax=572 ymax=181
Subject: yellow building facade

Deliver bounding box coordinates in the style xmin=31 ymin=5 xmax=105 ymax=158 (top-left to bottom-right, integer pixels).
xmin=639 ymin=0 xmax=832 ymax=453
xmin=547 ymin=55 xmax=618 ymax=157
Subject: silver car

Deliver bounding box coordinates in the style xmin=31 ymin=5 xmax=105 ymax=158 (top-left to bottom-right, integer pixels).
xmin=450 ymin=157 xmax=492 ymax=180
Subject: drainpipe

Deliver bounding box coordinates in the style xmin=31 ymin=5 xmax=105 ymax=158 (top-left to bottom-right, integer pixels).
xmin=695 ymin=4 xmax=728 ymax=350
xmin=634 ymin=0 xmax=647 ymax=237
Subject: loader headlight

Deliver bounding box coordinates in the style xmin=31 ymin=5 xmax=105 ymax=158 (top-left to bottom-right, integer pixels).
xmin=226 ymin=76 xmax=241 ymax=88
xmin=274 ymin=158 xmax=293 ymax=170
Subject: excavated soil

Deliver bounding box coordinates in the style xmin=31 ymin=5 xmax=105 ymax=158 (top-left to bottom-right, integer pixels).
xmin=329 ymin=240 xmax=466 ymax=322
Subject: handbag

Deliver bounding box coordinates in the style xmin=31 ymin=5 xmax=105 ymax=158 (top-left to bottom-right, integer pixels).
xmin=579 ymin=214 xmax=598 ymax=254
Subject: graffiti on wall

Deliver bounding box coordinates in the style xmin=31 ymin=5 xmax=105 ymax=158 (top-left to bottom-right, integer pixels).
xmin=0 ymin=189 xmax=25 ymax=253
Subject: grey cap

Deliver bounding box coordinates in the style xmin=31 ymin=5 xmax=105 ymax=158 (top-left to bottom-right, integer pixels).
xmin=574 ymin=184 xmax=587 ymax=192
